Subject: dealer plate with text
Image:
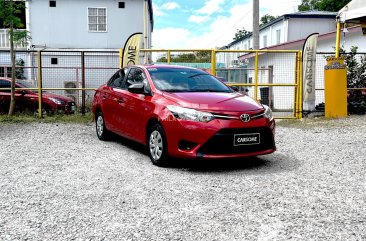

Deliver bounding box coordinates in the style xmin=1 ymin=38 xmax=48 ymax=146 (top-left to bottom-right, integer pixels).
xmin=234 ymin=133 xmax=260 ymax=146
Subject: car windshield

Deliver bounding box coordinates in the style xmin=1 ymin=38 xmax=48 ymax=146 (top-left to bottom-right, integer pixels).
xmin=16 ymin=80 xmax=38 ymax=92
xmin=147 ymin=67 xmax=233 ymax=93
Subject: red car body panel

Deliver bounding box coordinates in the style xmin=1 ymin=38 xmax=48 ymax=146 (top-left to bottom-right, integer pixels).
xmin=92 ymin=65 xmax=276 ymax=159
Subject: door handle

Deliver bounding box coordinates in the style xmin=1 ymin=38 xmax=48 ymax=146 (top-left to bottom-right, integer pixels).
xmin=102 ymin=94 xmax=107 ymax=99
xmin=117 ymin=98 xmax=124 ymax=103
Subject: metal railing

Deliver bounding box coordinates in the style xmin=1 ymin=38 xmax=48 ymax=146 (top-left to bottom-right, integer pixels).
xmin=1 ymin=49 xmax=303 ymax=119
xmin=0 ymin=29 xmax=27 ymax=49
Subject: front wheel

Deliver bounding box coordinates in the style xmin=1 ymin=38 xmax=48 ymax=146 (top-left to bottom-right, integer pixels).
xmin=148 ymin=124 xmax=169 ymax=166
xmin=95 ymin=111 xmax=110 ymax=140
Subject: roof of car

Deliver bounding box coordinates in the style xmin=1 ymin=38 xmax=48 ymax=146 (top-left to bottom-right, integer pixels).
xmin=139 ymin=64 xmax=204 ymax=71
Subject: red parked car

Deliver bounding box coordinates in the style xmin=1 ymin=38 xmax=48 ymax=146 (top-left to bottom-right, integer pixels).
xmin=0 ymin=78 xmax=76 ymax=114
xmin=92 ymin=65 xmax=276 ymax=166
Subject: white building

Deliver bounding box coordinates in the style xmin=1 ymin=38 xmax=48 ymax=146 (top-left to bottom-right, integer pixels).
xmin=1 ymin=0 xmax=153 ymax=50
xmin=0 ymin=0 xmax=154 ymax=102
xmin=219 ymin=11 xmax=366 ymax=111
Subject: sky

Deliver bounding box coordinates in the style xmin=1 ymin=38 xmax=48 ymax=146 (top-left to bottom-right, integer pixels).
xmin=152 ymin=0 xmax=302 ymax=49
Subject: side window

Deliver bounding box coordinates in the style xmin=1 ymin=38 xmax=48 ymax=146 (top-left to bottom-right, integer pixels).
xmin=124 ymin=68 xmax=146 ymax=88
xmin=0 ymin=80 xmax=11 ymax=92
xmin=107 ymin=69 xmax=125 ymax=88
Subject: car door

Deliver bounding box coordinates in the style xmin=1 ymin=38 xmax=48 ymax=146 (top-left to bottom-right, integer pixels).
xmin=118 ymin=67 xmax=154 ymax=143
xmin=0 ymin=79 xmax=11 ymax=113
xmin=14 ymin=82 xmax=38 ymax=112
xmin=101 ymin=69 xmax=127 ymax=133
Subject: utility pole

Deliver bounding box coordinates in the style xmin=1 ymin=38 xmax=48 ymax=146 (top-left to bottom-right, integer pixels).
xmin=253 ymin=0 xmax=259 ymax=50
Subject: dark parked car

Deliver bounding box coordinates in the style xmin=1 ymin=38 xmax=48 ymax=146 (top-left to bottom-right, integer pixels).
xmin=0 ymin=78 xmax=76 ymax=114
xmin=92 ymin=65 xmax=276 ymax=166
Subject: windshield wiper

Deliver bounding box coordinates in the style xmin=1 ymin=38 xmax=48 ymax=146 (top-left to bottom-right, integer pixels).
xmin=163 ymin=89 xmax=188 ymax=92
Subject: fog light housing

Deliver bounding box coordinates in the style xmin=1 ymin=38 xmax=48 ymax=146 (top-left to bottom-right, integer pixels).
xmin=178 ymin=140 xmax=198 ymax=151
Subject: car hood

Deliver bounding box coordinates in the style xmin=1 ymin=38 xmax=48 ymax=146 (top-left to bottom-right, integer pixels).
xmin=162 ymin=92 xmax=262 ymax=112
xmin=42 ymin=92 xmax=74 ymax=103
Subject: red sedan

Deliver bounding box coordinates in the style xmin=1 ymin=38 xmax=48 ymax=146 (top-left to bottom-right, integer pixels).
xmin=92 ymin=65 xmax=276 ymax=166
xmin=0 ymin=78 xmax=76 ymax=114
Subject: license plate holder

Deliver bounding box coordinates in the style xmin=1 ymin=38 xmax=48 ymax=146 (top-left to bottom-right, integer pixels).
xmin=234 ymin=133 xmax=260 ymax=146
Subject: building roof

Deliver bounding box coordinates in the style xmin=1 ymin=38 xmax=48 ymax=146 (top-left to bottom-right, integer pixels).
xmin=238 ymin=25 xmax=362 ymax=59
xmin=223 ymin=10 xmax=337 ymax=49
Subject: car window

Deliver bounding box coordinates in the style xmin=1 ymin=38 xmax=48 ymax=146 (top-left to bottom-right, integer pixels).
xmin=0 ymin=80 xmax=11 ymax=93
xmin=107 ymin=69 xmax=126 ymax=88
xmin=123 ymin=68 xmax=146 ymax=89
xmin=147 ymin=67 xmax=233 ymax=93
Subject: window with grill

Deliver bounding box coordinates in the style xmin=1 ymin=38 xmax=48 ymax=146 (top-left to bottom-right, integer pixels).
xmin=88 ymin=7 xmax=107 ymax=32
xmin=0 ymin=67 xmax=12 ymax=78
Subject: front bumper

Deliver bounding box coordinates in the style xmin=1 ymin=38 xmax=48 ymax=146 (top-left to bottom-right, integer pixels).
xmin=162 ymin=113 xmax=276 ymax=159
xmin=55 ymin=102 xmax=76 ymax=114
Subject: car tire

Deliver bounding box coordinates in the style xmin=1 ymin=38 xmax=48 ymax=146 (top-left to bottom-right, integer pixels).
xmin=148 ymin=123 xmax=169 ymax=166
xmin=95 ymin=111 xmax=110 ymax=140
xmin=33 ymin=108 xmax=50 ymax=117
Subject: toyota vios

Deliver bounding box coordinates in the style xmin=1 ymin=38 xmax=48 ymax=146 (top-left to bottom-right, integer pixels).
xmin=92 ymin=65 xmax=276 ymax=166
xmin=0 ymin=78 xmax=76 ymax=114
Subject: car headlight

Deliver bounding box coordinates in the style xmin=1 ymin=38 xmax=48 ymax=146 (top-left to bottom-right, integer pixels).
xmin=263 ymin=105 xmax=273 ymax=121
xmin=167 ymin=105 xmax=215 ymax=123
xmin=49 ymin=98 xmax=64 ymax=105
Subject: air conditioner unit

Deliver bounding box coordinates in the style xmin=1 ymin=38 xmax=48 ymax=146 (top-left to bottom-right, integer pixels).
xmin=64 ymin=81 xmax=78 ymax=102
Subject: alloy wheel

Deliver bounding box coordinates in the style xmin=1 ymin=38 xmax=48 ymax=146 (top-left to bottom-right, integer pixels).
xmin=96 ymin=115 xmax=104 ymax=138
xmin=149 ymin=130 xmax=163 ymax=161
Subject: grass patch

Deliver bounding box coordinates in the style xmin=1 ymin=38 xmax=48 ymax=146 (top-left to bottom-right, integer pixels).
xmin=0 ymin=112 xmax=93 ymax=124
xmin=276 ymin=116 xmax=354 ymax=128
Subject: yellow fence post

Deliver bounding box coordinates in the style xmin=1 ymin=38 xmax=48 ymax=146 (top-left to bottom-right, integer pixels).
xmin=211 ymin=49 xmax=216 ymax=76
xmin=37 ymin=50 xmax=43 ymax=119
xmin=293 ymin=51 xmax=299 ymax=118
xmin=254 ymin=51 xmax=259 ymax=101
xmin=119 ymin=48 xmax=123 ymax=68
xmin=167 ymin=50 xmax=171 ymax=64
xmin=335 ymin=21 xmax=341 ymax=58
xmin=297 ymin=51 xmax=303 ymax=119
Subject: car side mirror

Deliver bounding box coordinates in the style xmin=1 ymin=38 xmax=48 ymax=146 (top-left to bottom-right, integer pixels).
xmin=230 ymin=86 xmax=239 ymax=92
xmin=128 ymin=83 xmax=146 ymax=94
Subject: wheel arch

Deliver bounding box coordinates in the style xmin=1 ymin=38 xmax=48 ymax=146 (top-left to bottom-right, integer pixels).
xmin=93 ymin=105 xmax=102 ymax=121
xmin=145 ymin=117 xmax=160 ymax=145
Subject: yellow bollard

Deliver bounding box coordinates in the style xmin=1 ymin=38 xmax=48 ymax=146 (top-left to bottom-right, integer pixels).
xmin=324 ymin=57 xmax=347 ymax=118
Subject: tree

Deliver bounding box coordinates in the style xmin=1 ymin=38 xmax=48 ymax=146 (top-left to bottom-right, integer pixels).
xmin=260 ymin=14 xmax=277 ymax=27
xmin=0 ymin=0 xmax=29 ymax=116
xmin=15 ymin=58 xmax=25 ymax=79
xmin=233 ymin=27 xmax=252 ymax=41
xmin=298 ymin=0 xmax=351 ymax=12
xmin=156 ymin=51 xmax=211 ymax=63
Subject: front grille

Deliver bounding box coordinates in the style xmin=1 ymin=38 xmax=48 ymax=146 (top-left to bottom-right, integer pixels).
xmin=197 ymin=127 xmax=275 ymax=156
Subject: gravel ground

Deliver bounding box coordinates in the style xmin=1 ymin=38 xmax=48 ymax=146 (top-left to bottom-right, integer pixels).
xmin=0 ymin=116 xmax=365 ymax=241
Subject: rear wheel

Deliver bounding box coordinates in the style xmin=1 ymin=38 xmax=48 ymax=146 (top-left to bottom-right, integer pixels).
xmin=148 ymin=124 xmax=169 ymax=166
xmin=96 ymin=111 xmax=110 ymax=140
